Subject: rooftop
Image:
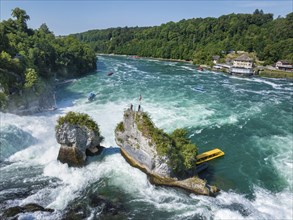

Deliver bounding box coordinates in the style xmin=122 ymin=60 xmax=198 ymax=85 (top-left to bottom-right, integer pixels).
xmin=277 ymin=60 xmax=291 ymax=65
xmin=234 ymin=54 xmax=253 ymax=62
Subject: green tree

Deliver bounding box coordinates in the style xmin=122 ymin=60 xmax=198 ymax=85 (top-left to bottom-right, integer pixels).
xmin=11 ymin=7 xmax=30 ymax=32
xmin=24 ymin=68 xmax=38 ymax=88
xmin=73 ymin=11 xmax=292 ymax=65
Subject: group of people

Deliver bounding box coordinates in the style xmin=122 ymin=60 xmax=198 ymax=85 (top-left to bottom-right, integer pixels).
xmin=130 ymin=95 xmax=142 ymax=111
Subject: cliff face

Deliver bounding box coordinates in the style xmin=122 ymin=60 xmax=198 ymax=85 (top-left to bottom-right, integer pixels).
xmin=115 ymin=109 xmax=219 ymax=196
xmin=5 ymin=84 xmax=55 ymax=115
xmin=56 ymin=121 xmax=104 ymax=166
xmin=115 ymin=110 xmax=173 ymax=178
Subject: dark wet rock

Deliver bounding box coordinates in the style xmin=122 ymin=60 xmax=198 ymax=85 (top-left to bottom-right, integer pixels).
xmin=57 ymin=145 xmax=86 ymax=166
xmin=86 ymin=145 xmax=105 ymax=156
xmin=2 ymin=206 xmax=23 ymax=219
xmin=2 ymin=203 xmax=54 ymax=218
xmin=222 ymin=203 xmax=252 ymax=217
xmin=89 ymin=194 xmax=125 ymax=215
xmin=62 ymin=194 xmax=126 ymax=220
xmin=62 ymin=204 xmax=89 ymax=220
xmin=115 ymin=109 xmax=220 ymax=196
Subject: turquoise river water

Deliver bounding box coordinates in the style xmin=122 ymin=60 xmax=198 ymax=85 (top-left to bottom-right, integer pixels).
xmin=0 ymin=55 xmax=292 ymax=219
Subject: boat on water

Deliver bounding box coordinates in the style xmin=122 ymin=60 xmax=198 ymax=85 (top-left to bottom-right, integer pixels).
xmin=193 ymin=86 xmax=205 ymax=92
xmin=107 ymin=72 xmax=114 ymax=76
xmin=87 ymin=92 xmax=96 ymax=101
xmin=49 ymin=106 xmax=57 ymax=111
xmin=196 ymin=148 xmax=224 ymax=165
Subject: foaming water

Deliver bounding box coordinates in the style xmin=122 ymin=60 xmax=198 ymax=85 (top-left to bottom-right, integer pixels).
xmin=0 ymin=55 xmax=292 ymax=219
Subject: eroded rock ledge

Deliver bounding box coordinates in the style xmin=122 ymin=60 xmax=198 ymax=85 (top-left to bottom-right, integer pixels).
xmin=115 ymin=109 xmax=219 ymax=196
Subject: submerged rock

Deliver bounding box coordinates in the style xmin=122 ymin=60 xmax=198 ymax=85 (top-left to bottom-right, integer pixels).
xmin=89 ymin=194 xmax=125 ymax=216
xmin=2 ymin=203 xmax=54 ymax=218
xmin=115 ymin=109 xmax=219 ymax=196
xmin=55 ymin=112 xmax=104 ymax=166
xmin=62 ymin=194 xmax=126 ymax=220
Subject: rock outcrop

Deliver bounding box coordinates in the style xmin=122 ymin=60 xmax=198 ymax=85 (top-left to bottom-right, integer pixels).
xmin=55 ymin=112 xmax=104 ymax=166
xmin=2 ymin=203 xmax=54 ymax=219
xmin=4 ymin=84 xmax=56 ymax=115
xmin=115 ymin=109 xmax=219 ymax=196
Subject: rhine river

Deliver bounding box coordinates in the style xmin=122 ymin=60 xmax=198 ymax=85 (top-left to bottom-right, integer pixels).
xmin=0 ymin=55 xmax=292 ymax=219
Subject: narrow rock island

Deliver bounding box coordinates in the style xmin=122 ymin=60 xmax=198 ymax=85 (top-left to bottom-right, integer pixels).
xmin=115 ymin=108 xmax=219 ymax=196
xmin=55 ymin=111 xmax=104 ymax=166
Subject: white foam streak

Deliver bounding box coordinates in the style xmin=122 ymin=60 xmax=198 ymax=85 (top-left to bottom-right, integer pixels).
xmin=139 ymin=102 xmax=215 ymax=132
xmin=41 ymin=151 xmax=151 ymax=210
xmin=253 ymin=188 xmax=293 ymax=220
xmin=180 ymin=65 xmax=196 ymax=71
xmin=1 ymin=56 xmax=292 ymax=220
xmin=267 ymin=135 xmax=293 ymax=189
xmin=229 ymin=76 xmax=292 ymax=91
xmin=192 ymin=189 xmax=293 ymax=220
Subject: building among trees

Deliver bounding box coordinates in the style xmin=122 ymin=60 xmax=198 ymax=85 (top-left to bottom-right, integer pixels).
xmin=275 ymin=60 xmax=293 ymax=71
xmin=212 ymin=55 xmax=220 ymax=64
xmin=230 ymin=54 xmax=254 ymax=75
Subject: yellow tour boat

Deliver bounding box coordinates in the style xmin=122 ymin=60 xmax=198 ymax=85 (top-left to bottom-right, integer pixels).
xmin=196 ymin=148 xmax=224 ymax=165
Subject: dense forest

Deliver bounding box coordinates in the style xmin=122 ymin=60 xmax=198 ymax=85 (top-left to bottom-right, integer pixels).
xmin=73 ymin=10 xmax=293 ymax=65
xmin=0 ymin=8 xmax=97 ymax=111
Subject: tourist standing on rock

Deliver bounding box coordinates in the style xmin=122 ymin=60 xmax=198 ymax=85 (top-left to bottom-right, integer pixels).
xmin=138 ymin=95 xmax=142 ymax=111
xmin=130 ymin=103 xmax=133 ymax=110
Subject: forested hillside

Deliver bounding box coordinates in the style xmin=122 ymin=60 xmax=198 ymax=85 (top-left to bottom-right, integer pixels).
xmin=73 ymin=10 xmax=293 ymax=65
xmin=0 ymin=8 xmax=97 ymax=111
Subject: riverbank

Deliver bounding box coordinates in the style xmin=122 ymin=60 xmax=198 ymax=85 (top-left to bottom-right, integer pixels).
xmin=98 ymin=53 xmax=193 ymax=64
xmin=258 ymin=69 xmax=293 ymax=78
xmin=98 ymin=53 xmax=293 ymax=79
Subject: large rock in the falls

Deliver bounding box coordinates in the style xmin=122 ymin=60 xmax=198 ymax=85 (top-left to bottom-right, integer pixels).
xmin=56 ymin=111 xmax=104 ymax=166
xmin=115 ymin=109 xmax=219 ymax=196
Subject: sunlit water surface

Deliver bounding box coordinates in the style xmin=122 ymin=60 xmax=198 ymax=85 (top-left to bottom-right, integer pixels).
xmin=0 ymin=55 xmax=292 ymax=219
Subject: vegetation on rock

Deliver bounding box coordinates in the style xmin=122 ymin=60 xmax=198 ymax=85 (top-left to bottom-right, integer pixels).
xmin=56 ymin=111 xmax=102 ymax=137
xmin=115 ymin=110 xmax=218 ymax=195
xmin=132 ymin=112 xmax=198 ymax=175
xmin=115 ymin=122 xmax=125 ymax=132
xmin=73 ymin=10 xmax=293 ymax=65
